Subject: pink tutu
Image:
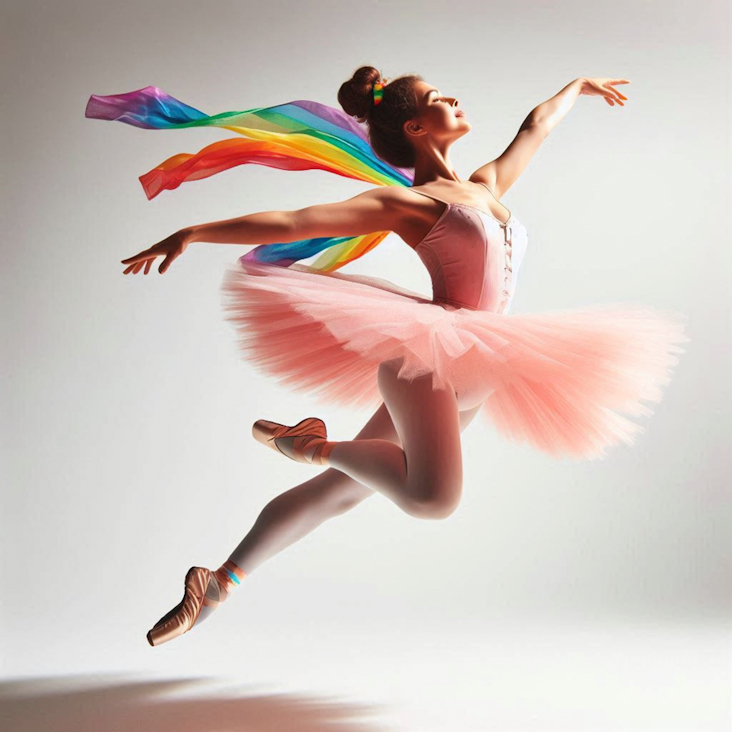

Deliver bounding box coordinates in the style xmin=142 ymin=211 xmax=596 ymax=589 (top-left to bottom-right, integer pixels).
xmin=220 ymin=257 xmax=688 ymax=461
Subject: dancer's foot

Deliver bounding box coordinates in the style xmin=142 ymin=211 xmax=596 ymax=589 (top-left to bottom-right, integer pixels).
xmin=146 ymin=560 xmax=246 ymax=646
xmin=252 ymin=417 xmax=336 ymax=466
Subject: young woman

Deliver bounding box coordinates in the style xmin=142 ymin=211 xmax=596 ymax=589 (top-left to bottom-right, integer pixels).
xmin=86 ymin=67 xmax=687 ymax=646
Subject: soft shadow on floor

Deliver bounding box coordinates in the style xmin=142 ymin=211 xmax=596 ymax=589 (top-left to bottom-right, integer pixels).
xmin=0 ymin=674 xmax=398 ymax=732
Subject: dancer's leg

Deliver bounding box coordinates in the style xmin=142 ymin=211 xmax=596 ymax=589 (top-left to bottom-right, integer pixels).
xmin=149 ymin=401 xmax=408 ymax=639
xmin=326 ymin=357 xmax=465 ymax=520
xmin=228 ymin=401 xmax=396 ymax=575
xmin=147 ymin=372 xmax=476 ymax=643
xmin=227 ymin=398 xmax=481 ymax=575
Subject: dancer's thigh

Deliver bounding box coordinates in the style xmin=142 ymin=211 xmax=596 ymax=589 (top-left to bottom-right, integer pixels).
xmin=377 ymin=358 xmax=464 ymax=517
xmin=327 ymin=392 xmax=481 ymax=513
xmin=353 ymin=399 xmax=481 ymax=443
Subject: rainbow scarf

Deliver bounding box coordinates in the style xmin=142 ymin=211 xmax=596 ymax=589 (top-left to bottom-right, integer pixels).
xmin=85 ymin=85 xmax=415 ymax=271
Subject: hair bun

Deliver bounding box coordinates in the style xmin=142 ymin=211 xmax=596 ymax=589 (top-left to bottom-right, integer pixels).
xmin=338 ymin=65 xmax=382 ymax=122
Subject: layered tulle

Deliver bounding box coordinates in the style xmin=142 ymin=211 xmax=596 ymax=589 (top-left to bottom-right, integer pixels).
xmin=221 ymin=259 xmax=688 ymax=461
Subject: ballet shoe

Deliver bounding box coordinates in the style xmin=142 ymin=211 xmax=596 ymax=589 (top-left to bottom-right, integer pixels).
xmin=252 ymin=416 xmax=335 ymax=466
xmin=146 ymin=566 xmax=225 ymax=647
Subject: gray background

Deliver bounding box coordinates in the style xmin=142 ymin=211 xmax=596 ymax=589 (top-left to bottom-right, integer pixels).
xmin=2 ymin=0 xmax=730 ymax=728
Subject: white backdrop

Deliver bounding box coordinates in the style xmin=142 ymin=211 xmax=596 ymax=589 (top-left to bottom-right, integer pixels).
xmin=2 ymin=0 xmax=730 ymax=728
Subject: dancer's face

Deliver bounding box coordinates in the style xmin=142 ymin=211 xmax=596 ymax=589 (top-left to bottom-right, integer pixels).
xmin=404 ymin=80 xmax=472 ymax=145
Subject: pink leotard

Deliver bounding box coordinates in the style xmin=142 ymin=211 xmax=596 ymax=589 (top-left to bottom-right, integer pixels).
xmin=407 ymin=183 xmax=528 ymax=314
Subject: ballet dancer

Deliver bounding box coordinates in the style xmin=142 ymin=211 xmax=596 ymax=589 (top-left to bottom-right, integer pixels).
xmin=85 ymin=67 xmax=687 ymax=646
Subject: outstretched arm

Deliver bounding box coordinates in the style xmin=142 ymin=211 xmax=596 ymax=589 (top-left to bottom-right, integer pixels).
xmin=121 ymin=188 xmax=403 ymax=275
xmin=469 ymin=77 xmax=630 ymax=199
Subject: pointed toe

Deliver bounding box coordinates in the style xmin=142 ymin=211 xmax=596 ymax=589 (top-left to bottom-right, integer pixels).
xmin=146 ymin=566 xmax=215 ymax=647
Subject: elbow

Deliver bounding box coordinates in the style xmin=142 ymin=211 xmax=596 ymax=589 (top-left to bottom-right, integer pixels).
xmin=530 ymin=119 xmax=550 ymax=139
xmin=525 ymin=108 xmax=549 ymax=137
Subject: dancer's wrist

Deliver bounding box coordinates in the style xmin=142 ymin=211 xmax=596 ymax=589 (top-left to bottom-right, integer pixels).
xmin=180 ymin=225 xmax=199 ymax=244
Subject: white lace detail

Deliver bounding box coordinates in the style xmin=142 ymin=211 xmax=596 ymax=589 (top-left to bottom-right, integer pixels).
xmin=497 ymin=221 xmax=513 ymax=313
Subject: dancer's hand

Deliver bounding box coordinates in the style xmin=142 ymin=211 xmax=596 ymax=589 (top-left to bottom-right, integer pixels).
xmin=121 ymin=229 xmax=192 ymax=275
xmin=579 ymin=77 xmax=630 ymax=106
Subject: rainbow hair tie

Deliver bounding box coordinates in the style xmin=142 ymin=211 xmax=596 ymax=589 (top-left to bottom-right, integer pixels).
xmin=85 ymin=85 xmax=413 ymax=272
xmin=372 ymin=80 xmax=385 ymax=106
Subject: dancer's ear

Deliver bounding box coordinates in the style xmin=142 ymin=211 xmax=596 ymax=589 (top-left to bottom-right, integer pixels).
xmin=404 ymin=120 xmax=423 ymax=138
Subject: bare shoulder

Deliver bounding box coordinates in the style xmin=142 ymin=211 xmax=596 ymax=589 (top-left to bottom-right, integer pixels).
xmin=343 ymin=186 xmax=427 ymax=235
xmin=468 ymin=164 xmax=500 ymax=198
xmin=291 ymin=186 xmax=410 ymax=240
xmin=362 ymin=185 xmax=421 ymax=213
xmin=468 ymin=120 xmax=548 ymax=200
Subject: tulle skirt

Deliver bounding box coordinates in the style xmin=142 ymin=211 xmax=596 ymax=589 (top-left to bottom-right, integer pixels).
xmin=220 ymin=258 xmax=689 ymax=461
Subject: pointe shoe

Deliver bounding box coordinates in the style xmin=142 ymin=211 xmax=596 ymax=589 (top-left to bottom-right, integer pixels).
xmin=252 ymin=416 xmax=335 ymax=466
xmin=146 ymin=566 xmax=224 ymax=647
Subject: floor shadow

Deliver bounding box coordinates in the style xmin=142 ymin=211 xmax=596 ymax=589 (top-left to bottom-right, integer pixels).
xmin=0 ymin=674 xmax=399 ymax=731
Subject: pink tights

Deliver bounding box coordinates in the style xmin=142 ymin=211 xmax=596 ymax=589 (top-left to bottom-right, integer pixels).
xmin=227 ymin=359 xmax=482 ymax=576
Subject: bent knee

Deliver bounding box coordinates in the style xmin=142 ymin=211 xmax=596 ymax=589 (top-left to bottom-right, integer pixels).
xmin=410 ymin=497 xmax=460 ymax=520
xmin=407 ymin=480 xmax=462 ymax=520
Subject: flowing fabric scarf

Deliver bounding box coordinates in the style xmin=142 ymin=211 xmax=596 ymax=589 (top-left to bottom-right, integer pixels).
xmin=85 ymin=85 xmax=414 ymax=271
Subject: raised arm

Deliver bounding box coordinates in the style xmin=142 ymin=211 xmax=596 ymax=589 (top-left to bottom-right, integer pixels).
xmin=121 ymin=188 xmax=403 ymax=275
xmin=468 ymin=77 xmax=629 ymax=199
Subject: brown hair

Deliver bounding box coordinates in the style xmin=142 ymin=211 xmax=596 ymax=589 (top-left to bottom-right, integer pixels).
xmin=338 ymin=65 xmax=423 ymax=169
